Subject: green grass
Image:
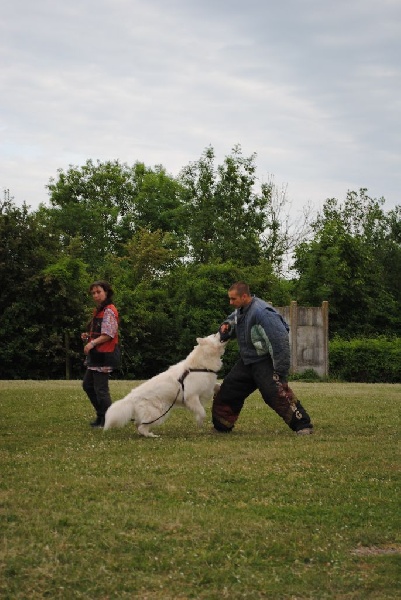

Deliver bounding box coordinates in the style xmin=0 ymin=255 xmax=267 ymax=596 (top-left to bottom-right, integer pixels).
xmin=1 ymin=380 xmax=400 ymax=599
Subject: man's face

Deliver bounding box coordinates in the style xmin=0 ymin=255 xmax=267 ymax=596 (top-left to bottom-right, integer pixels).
xmin=228 ymin=291 xmax=248 ymax=309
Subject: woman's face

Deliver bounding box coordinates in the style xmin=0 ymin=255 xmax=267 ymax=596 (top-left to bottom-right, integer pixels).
xmin=90 ymin=285 xmax=107 ymax=307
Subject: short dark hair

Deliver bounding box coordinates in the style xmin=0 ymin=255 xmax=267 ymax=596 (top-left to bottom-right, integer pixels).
xmin=229 ymin=281 xmax=250 ymax=296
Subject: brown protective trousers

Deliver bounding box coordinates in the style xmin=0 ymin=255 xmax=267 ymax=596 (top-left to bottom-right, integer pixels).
xmin=212 ymin=357 xmax=313 ymax=433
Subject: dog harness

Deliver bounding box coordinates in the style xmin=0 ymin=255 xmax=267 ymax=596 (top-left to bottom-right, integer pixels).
xmin=141 ymin=368 xmax=219 ymax=426
xmin=178 ymin=368 xmax=220 ymax=406
xmin=178 ymin=368 xmax=219 ymax=392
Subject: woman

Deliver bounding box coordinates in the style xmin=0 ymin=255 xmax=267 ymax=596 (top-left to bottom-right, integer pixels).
xmin=81 ymin=280 xmax=120 ymax=428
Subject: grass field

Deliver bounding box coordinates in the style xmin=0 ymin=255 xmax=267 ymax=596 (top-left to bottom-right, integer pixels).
xmin=1 ymin=380 xmax=400 ymax=599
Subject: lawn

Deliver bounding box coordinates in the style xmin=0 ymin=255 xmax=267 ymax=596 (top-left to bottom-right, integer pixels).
xmin=0 ymin=380 xmax=400 ymax=599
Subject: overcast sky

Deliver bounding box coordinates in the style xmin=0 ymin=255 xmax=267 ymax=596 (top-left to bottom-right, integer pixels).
xmin=1 ymin=0 xmax=400 ymax=217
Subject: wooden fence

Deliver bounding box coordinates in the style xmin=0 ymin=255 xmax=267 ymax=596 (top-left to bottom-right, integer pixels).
xmin=275 ymin=301 xmax=329 ymax=377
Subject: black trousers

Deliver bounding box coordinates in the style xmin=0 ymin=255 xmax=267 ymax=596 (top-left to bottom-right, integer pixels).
xmin=82 ymin=369 xmax=112 ymax=419
xmin=212 ymin=357 xmax=313 ymax=433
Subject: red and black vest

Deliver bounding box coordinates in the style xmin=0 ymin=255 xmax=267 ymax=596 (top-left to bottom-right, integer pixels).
xmin=87 ymin=303 xmax=120 ymax=368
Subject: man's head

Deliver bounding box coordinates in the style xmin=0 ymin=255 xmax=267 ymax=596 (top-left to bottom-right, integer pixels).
xmin=228 ymin=281 xmax=252 ymax=309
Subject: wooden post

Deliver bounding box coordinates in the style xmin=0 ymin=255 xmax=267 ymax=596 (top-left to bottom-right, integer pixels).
xmin=322 ymin=301 xmax=329 ymax=377
xmin=289 ymin=300 xmax=298 ymax=375
xmin=65 ymin=330 xmax=71 ymax=380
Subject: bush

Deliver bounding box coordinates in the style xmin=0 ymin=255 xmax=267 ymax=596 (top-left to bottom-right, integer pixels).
xmin=290 ymin=368 xmax=323 ymax=382
xmin=329 ymin=336 xmax=401 ymax=382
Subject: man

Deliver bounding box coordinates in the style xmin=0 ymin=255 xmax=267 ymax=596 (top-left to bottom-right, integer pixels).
xmin=212 ymin=281 xmax=313 ymax=435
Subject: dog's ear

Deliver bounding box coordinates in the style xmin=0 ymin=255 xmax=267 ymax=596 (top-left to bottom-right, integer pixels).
xmin=196 ymin=337 xmax=207 ymax=345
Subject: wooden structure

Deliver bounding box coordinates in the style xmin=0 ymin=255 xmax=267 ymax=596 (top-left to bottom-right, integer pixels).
xmin=275 ymin=301 xmax=329 ymax=377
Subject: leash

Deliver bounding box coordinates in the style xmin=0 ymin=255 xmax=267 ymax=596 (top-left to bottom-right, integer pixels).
xmin=141 ymin=387 xmax=181 ymax=425
xmin=140 ymin=368 xmax=219 ymax=426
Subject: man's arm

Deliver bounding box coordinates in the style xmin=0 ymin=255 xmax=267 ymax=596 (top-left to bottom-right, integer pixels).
xmin=258 ymin=309 xmax=291 ymax=379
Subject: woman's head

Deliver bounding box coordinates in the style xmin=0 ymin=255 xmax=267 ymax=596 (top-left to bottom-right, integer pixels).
xmin=89 ymin=280 xmax=114 ymax=308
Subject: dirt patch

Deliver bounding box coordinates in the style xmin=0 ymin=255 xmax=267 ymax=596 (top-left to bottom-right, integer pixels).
xmin=351 ymin=544 xmax=401 ymax=556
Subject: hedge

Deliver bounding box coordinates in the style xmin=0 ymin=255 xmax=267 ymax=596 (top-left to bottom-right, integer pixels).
xmin=328 ymin=337 xmax=401 ymax=383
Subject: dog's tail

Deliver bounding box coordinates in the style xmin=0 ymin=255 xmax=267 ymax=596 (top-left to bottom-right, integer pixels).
xmin=104 ymin=396 xmax=135 ymax=430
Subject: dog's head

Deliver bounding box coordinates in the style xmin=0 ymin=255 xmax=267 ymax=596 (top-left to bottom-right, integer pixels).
xmin=196 ymin=333 xmax=228 ymax=355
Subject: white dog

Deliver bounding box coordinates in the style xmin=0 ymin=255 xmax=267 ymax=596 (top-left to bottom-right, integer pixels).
xmin=104 ymin=333 xmax=227 ymax=437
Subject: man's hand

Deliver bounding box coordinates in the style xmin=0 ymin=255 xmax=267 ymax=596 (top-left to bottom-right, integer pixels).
xmin=219 ymin=321 xmax=232 ymax=342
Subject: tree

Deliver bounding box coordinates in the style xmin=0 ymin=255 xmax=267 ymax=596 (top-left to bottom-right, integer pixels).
xmin=292 ymin=189 xmax=401 ymax=336
xmin=378 ymin=205 xmax=401 ymax=304
xmin=179 ymin=146 xmax=270 ymax=265
xmin=259 ymin=180 xmax=313 ymax=276
xmin=130 ymin=163 xmax=186 ymax=240
xmin=46 ymin=160 xmax=135 ymax=266
xmin=38 ymin=255 xmax=91 ymax=378
xmin=179 ymin=145 xmax=308 ymax=272
xmin=0 ymin=193 xmax=65 ymax=377
xmin=0 ymin=192 xmax=59 ymax=312
xmin=46 ymin=160 xmax=184 ymax=273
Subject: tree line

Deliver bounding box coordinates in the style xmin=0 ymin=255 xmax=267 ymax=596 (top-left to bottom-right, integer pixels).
xmin=1 ymin=145 xmax=401 ymax=380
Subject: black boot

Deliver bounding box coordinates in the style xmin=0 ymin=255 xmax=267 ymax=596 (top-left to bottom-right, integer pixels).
xmin=90 ymin=415 xmax=105 ymax=428
xmin=289 ymin=401 xmax=313 ymax=433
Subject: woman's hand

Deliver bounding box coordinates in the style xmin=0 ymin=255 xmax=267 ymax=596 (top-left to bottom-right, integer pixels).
xmin=84 ymin=341 xmax=94 ymax=355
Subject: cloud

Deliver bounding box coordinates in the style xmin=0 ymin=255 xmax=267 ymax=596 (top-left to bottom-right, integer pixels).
xmin=1 ymin=0 xmax=400 ymax=212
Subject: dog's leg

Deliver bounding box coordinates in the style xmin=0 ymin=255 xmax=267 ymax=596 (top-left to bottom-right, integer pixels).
xmin=137 ymin=424 xmax=160 ymax=438
xmin=184 ymin=394 xmax=206 ymax=427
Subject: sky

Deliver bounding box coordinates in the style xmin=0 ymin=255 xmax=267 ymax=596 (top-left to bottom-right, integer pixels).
xmin=1 ymin=0 xmax=401 ymax=218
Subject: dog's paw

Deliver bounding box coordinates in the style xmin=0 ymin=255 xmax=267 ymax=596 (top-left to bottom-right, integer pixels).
xmin=137 ymin=424 xmax=159 ymax=438
xmin=195 ymin=414 xmax=205 ymax=427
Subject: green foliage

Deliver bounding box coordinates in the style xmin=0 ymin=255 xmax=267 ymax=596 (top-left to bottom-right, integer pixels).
xmin=293 ymin=189 xmax=401 ymax=337
xmin=163 ymin=262 xmax=245 ymax=375
xmin=290 ymin=368 xmax=323 ymax=382
xmin=179 ymin=145 xmax=278 ymax=265
xmin=40 ymin=256 xmax=92 ymax=378
xmin=0 ymin=194 xmax=59 ymax=313
xmin=131 ymin=162 xmax=186 ymax=238
xmin=117 ymin=279 xmax=179 ymax=378
xmin=0 ymin=195 xmax=72 ymax=378
xmin=46 ymin=159 xmax=135 ymax=271
xmin=109 ymin=261 xmax=290 ymax=379
xmin=45 ymin=160 xmax=185 ymax=273
xmin=0 ymin=256 xmax=91 ymax=380
xmin=1 ymin=381 xmax=400 ymax=599
xmin=3 ymin=156 xmax=401 ymax=380
xmin=329 ymin=336 xmax=401 ymax=382
xmin=117 ymin=228 xmax=183 ymax=287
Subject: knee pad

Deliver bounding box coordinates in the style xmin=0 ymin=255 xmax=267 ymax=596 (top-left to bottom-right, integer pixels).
xmin=212 ymin=384 xmax=240 ymax=432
